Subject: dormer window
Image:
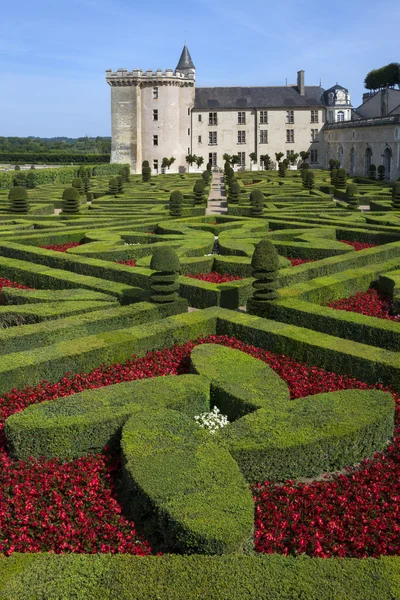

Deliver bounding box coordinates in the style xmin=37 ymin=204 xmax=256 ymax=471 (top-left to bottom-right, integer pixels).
xmin=337 ymin=111 xmax=345 ymax=122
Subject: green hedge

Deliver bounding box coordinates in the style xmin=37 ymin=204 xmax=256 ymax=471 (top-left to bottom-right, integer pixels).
xmin=1 ymin=553 xmax=400 ymax=599
xmin=190 ymin=344 xmax=394 ymax=481
xmin=0 ymin=152 xmax=110 ymax=163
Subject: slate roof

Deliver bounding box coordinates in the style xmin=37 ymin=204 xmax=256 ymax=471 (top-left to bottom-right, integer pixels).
xmin=194 ymin=86 xmax=325 ymax=109
xmin=176 ymin=45 xmax=195 ymax=71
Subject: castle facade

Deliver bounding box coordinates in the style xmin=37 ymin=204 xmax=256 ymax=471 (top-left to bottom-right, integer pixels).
xmin=106 ymin=46 xmax=400 ymax=179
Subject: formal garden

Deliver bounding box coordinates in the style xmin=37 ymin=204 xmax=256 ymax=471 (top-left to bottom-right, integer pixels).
xmin=0 ymin=162 xmax=399 ymax=598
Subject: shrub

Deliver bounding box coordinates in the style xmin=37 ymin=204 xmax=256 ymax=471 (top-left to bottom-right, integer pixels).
xmin=225 ymin=166 xmax=234 ymax=185
xmin=346 ymin=183 xmax=359 ymax=208
xmin=108 ymin=177 xmax=119 ymax=196
xmin=329 ymin=158 xmax=336 ymax=172
xmin=169 ymin=190 xmax=183 ymax=217
xmin=142 ymin=160 xmax=149 ymax=168
xmin=302 ymin=162 xmax=310 ymax=170
xmin=142 ymin=162 xmax=151 ymax=182
xmin=26 ymin=171 xmax=36 ymax=189
xmin=61 ymin=187 xmax=80 ymax=214
xmin=193 ymin=180 xmax=205 ymax=205
xmin=331 ymin=168 xmax=338 ymax=187
xmin=249 ymin=189 xmax=264 ymax=217
xmin=117 ymin=175 xmax=124 ymax=194
xmin=392 ymin=182 xmax=400 ymax=210
xmin=303 ymin=170 xmax=315 ymax=193
xmin=120 ymin=165 xmax=130 ymax=182
xmin=13 ymin=172 xmax=27 ymax=188
xmin=72 ymin=177 xmax=83 ymax=192
xmin=82 ymin=177 xmax=91 ymax=193
xmin=247 ymin=239 xmax=279 ymax=316
xmin=228 ymin=181 xmax=240 ymax=204
xmin=377 ymin=165 xmax=386 ymax=181
xmin=202 ymin=170 xmax=211 ymax=185
xmin=336 ymin=168 xmax=347 ymax=189
xmin=77 ymin=166 xmax=86 ymax=178
xmin=8 ymin=186 xmax=29 ymax=213
xmin=278 ymin=162 xmax=287 ymax=178
xmin=206 ymin=162 xmax=212 ymax=172
xmin=14 ymin=164 xmax=21 ymax=171
xmin=369 ymin=164 xmax=377 ymax=179
xmin=150 ymin=247 xmax=180 ymax=303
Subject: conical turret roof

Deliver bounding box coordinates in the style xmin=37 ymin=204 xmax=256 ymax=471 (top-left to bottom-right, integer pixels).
xmin=176 ymin=45 xmax=195 ymax=71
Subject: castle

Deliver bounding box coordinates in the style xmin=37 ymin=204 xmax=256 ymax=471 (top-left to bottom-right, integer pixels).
xmin=106 ymin=46 xmax=400 ymax=179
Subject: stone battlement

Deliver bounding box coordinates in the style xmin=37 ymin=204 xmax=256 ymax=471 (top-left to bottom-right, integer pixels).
xmin=106 ymin=68 xmax=195 ymax=86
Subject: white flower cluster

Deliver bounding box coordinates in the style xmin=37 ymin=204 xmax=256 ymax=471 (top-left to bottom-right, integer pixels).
xmin=124 ymin=242 xmax=141 ymax=246
xmin=194 ymin=406 xmax=229 ymax=434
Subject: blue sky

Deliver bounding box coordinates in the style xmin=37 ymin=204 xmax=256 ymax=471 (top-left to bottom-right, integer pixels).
xmin=0 ymin=0 xmax=398 ymax=137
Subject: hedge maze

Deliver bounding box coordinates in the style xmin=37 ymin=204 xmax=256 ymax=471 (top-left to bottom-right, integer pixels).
xmin=1 ymin=166 xmax=400 ymax=598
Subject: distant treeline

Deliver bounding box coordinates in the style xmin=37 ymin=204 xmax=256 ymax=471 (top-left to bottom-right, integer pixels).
xmin=364 ymin=63 xmax=400 ymax=91
xmin=0 ymin=153 xmax=110 ymax=164
xmin=0 ymin=136 xmax=111 ymax=155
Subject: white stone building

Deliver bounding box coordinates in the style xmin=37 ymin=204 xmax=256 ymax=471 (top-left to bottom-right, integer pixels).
xmin=106 ymin=46 xmax=399 ymax=179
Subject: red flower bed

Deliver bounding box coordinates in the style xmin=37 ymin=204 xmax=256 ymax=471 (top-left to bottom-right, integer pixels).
xmin=40 ymin=242 xmax=80 ymax=253
xmin=289 ymin=258 xmax=315 ymax=267
xmin=0 ymin=335 xmax=398 ymax=558
xmin=185 ymin=272 xmax=243 ymax=283
xmin=0 ymin=278 xmax=31 ymax=291
xmin=339 ymin=240 xmax=379 ymax=251
xmin=115 ymin=259 xmax=137 ymax=267
xmin=327 ymin=288 xmax=399 ymax=321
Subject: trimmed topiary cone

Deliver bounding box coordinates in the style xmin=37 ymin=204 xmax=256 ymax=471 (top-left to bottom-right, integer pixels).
xmin=202 ymin=170 xmax=211 ymax=184
xmin=72 ymin=177 xmax=83 ymax=193
xmin=335 ymin=168 xmax=347 ymax=189
xmin=61 ymin=187 xmax=80 ymax=214
xmin=169 ymin=190 xmax=183 ymax=217
xmin=117 ymin=175 xmax=124 ymax=194
xmin=247 ymin=239 xmax=280 ymax=317
xmin=26 ymin=172 xmax=36 ymax=189
xmin=142 ymin=162 xmax=151 ymax=182
xmin=193 ymin=180 xmax=205 ymax=205
xmin=250 ymin=189 xmax=264 ymax=217
xmin=228 ymin=180 xmax=240 ymax=204
xmin=278 ymin=162 xmax=286 ymax=177
xmin=331 ymin=169 xmax=338 ymax=187
xmin=150 ymin=247 xmax=180 ymax=303
xmin=109 ymin=177 xmax=119 ymax=196
xmin=392 ymin=182 xmax=400 ymax=210
xmin=82 ymin=177 xmax=91 ymax=193
xmin=346 ymin=183 xmax=359 ymax=208
xmin=8 ymin=186 xmax=29 ymax=213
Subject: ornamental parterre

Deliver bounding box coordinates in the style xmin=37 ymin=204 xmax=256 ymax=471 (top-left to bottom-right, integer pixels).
xmin=0 ymin=335 xmax=398 ymax=558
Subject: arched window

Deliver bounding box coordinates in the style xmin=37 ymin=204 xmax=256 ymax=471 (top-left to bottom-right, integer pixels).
xmin=365 ymin=147 xmax=372 ymax=175
xmin=337 ymin=111 xmax=344 ymax=122
xmin=383 ymin=147 xmax=392 ymax=179
xmin=338 ymin=144 xmax=343 ymax=166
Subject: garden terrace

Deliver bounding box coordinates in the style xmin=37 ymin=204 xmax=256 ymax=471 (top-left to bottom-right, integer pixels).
xmin=0 ymin=167 xmax=400 ymax=597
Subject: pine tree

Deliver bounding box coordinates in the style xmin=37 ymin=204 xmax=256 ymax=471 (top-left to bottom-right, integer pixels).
xmin=150 ymin=247 xmax=180 ymax=303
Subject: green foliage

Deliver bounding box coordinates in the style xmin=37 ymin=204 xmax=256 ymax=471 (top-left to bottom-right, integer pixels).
xmin=108 ymin=177 xmax=119 ymax=196
xmin=364 ymin=62 xmax=400 ymax=90
xmin=193 ymin=180 xmax=206 ymax=205
xmin=228 ymin=181 xmax=240 ymax=204
xmin=185 ymin=154 xmax=197 ymax=166
xmin=260 ymin=154 xmax=271 ymax=170
xmin=300 ymin=151 xmax=310 ymax=163
xmin=196 ymin=156 xmax=204 ymax=169
xmin=249 ymin=152 xmax=257 ymax=163
xmin=26 ymin=171 xmax=36 ymax=189
xmin=13 ymin=171 xmax=27 ymax=188
xmin=169 ymin=190 xmax=183 ymax=217
xmin=231 ymin=155 xmax=239 ymax=167
xmin=278 ymin=162 xmax=287 ymax=178
xmin=303 ymin=170 xmax=315 ymax=193
xmin=142 ymin=160 xmax=149 ymax=168
xmin=249 ymin=189 xmax=264 ymax=217
xmin=336 ymin=168 xmax=347 ymax=189
xmin=288 ymin=152 xmax=299 ymax=165
xmin=142 ymin=165 xmax=151 ymax=182
xmin=116 ymin=175 xmax=124 ymax=194
xmin=206 ymin=161 xmax=212 ymax=172
xmin=369 ymin=164 xmax=377 ymax=179
xmin=72 ymin=177 xmax=83 ymax=193
xmin=202 ymin=170 xmax=211 ymax=184
xmin=8 ymin=186 xmax=29 ymax=213
xmin=392 ymin=182 xmax=400 ymax=210
xmin=150 ymin=247 xmax=180 ymax=303
xmin=61 ymin=187 xmax=80 ymax=214
xmin=82 ymin=177 xmax=91 ymax=193
xmin=120 ymin=165 xmax=130 ymax=182
xmin=346 ymin=183 xmax=359 ymax=208
xmin=247 ymin=239 xmax=279 ymax=313
xmin=377 ymin=165 xmax=386 ymax=180
xmin=275 ymin=152 xmax=284 ymax=163
xmin=331 ymin=168 xmax=338 ymax=186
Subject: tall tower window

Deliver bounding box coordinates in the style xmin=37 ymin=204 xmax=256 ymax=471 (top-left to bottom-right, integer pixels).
xmin=153 ymin=109 xmax=158 ymax=121
xmin=153 ymin=135 xmax=158 ymax=146
xmin=153 ymin=87 xmax=159 ymax=99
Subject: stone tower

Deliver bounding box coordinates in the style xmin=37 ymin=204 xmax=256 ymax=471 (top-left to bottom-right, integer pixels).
xmin=106 ymin=46 xmax=196 ymax=174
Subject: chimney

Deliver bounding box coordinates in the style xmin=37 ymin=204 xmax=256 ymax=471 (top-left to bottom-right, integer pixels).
xmin=297 ymin=70 xmax=305 ymax=95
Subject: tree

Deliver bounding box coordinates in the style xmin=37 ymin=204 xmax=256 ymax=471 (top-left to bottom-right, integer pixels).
xmin=8 ymin=186 xmax=29 ymax=213
xmin=223 ymin=153 xmax=232 ymax=164
xmin=231 ymin=155 xmax=239 ymax=167
xmin=185 ymin=154 xmax=197 ymax=167
xmin=206 ymin=162 xmax=212 ymax=173
xmin=377 ymin=165 xmax=386 ymax=181
xmin=228 ymin=180 xmax=240 ymax=204
xmin=116 ymin=175 xmax=124 ymax=194
xmin=346 ymin=183 xmax=359 ymax=208
xmin=202 ymin=170 xmax=211 ymax=185
xmin=247 ymin=239 xmax=280 ymax=317
xmin=120 ymin=166 xmax=130 ymax=182
xmin=249 ymin=152 xmax=257 ymax=163
xmin=275 ymin=152 xmax=284 ymax=164
xmin=331 ymin=169 xmax=338 ymax=187
xmin=225 ymin=166 xmax=234 ymax=185
xmin=26 ymin=171 xmax=36 ymax=189
xmin=392 ymin=182 xmax=400 ymax=210
xmin=336 ymin=168 xmax=347 ymax=189
xmin=162 ymin=157 xmax=176 ymax=172
xmin=169 ymin=190 xmax=183 ymax=217
xmin=369 ymin=164 xmax=377 ymax=180
xmin=250 ymin=189 xmax=264 ymax=217
xmin=108 ymin=177 xmax=119 ymax=196
xmin=278 ymin=162 xmax=287 ymax=178
xmin=329 ymin=158 xmax=336 ymax=172
xmin=303 ymin=170 xmax=315 ymax=193
xmin=13 ymin=172 xmax=27 ymax=188
xmin=300 ymin=151 xmax=310 ymax=164
xmin=196 ymin=156 xmax=204 ymax=169
xmin=193 ymin=180 xmax=205 ymax=205
xmin=288 ymin=153 xmax=299 ymax=166
xmin=260 ymin=154 xmax=271 ymax=170
xmin=61 ymin=187 xmax=80 ymax=214
xmin=364 ymin=62 xmax=400 ymax=91
xmin=82 ymin=177 xmax=91 ymax=193
xmin=142 ymin=160 xmax=151 ymax=182
xmin=150 ymin=247 xmax=181 ymax=304
xmin=72 ymin=177 xmax=83 ymax=193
